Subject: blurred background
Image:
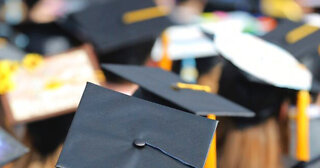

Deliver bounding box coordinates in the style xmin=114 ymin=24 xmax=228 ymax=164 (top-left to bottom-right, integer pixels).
xmin=1 ymin=0 xmax=320 ymax=168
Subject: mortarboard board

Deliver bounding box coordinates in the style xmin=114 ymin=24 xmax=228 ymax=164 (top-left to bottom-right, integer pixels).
xmin=58 ymin=0 xmax=174 ymax=54
xmin=214 ymin=32 xmax=319 ymax=92
xmin=1 ymin=45 xmax=105 ymax=124
xmin=261 ymin=20 xmax=320 ymax=58
xmin=0 ymin=127 xmax=29 ymax=166
xmin=56 ymin=82 xmax=218 ymax=168
xmin=103 ymin=64 xmax=254 ymax=117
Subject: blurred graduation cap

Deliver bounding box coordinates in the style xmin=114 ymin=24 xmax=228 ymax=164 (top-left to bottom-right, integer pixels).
xmin=150 ymin=20 xmax=246 ymax=62
xmin=0 ymin=127 xmax=29 ymax=166
xmin=103 ymin=64 xmax=254 ymax=117
xmin=58 ymin=0 xmax=174 ymax=54
xmin=214 ymin=32 xmax=320 ymax=92
xmin=151 ymin=24 xmax=218 ymax=62
xmin=214 ymin=30 xmax=320 ymax=163
xmin=1 ymin=45 xmax=105 ymax=124
xmin=57 ymin=82 xmax=218 ymax=168
xmin=151 ymin=19 xmax=246 ymax=80
xmin=261 ymin=20 xmax=320 ymax=57
xmin=261 ymin=20 xmax=320 ymax=84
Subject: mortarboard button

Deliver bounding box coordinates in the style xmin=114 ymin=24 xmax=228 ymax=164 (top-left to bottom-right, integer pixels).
xmin=133 ymin=139 xmax=146 ymax=148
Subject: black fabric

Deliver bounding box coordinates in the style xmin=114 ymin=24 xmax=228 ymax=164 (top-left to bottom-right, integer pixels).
xmin=301 ymin=51 xmax=320 ymax=83
xmin=103 ymin=64 xmax=254 ymax=117
xmin=204 ymin=0 xmax=261 ymax=13
xmin=58 ymin=0 xmax=173 ymax=53
xmin=261 ymin=19 xmax=302 ymax=48
xmin=133 ymin=88 xmax=189 ymax=112
xmin=0 ymin=127 xmax=29 ymax=166
xmin=56 ymin=82 xmax=217 ymax=168
xmin=98 ymin=39 xmax=154 ymax=82
xmin=261 ymin=20 xmax=320 ymax=57
xmin=218 ymin=61 xmax=295 ymax=128
xmin=27 ymin=113 xmax=74 ymax=156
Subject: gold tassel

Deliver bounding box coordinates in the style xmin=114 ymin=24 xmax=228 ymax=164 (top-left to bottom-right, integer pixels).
xmin=286 ymin=25 xmax=318 ymax=44
xmin=205 ymin=114 xmax=217 ymax=168
xmin=123 ymin=6 xmax=169 ymax=24
xmin=172 ymin=82 xmax=212 ymax=93
xmin=158 ymin=32 xmax=172 ymax=71
xmin=296 ymin=91 xmax=310 ymax=161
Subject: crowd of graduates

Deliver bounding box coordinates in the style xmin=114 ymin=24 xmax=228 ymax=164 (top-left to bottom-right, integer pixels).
xmin=1 ymin=0 xmax=320 ymax=168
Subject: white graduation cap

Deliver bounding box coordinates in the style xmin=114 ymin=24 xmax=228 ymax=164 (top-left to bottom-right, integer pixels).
xmin=215 ymin=32 xmax=313 ymax=91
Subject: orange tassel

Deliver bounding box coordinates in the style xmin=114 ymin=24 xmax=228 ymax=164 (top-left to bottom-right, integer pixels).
xmin=296 ymin=91 xmax=310 ymax=161
xmin=158 ymin=32 xmax=172 ymax=71
xmin=205 ymin=114 xmax=217 ymax=168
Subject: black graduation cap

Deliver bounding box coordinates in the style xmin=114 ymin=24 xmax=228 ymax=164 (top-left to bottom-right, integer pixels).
xmin=0 ymin=127 xmax=29 ymax=166
xmin=261 ymin=19 xmax=302 ymax=47
xmin=56 ymin=82 xmax=218 ymax=168
xmin=102 ymin=64 xmax=254 ymax=117
xmin=58 ymin=0 xmax=173 ymax=54
xmin=261 ymin=20 xmax=320 ymax=58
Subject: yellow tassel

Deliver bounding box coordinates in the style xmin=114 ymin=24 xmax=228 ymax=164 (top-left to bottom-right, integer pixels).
xmin=205 ymin=114 xmax=217 ymax=168
xmin=123 ymin=6 xmax=170 ymax=24
xmin=174 ymin=82 xmax=216 ymax=168
xmin=296 ymin=91 xmax=310 ymax=161
xmin=95 ymin=70 xmax=107 ymax=83
xmin=172 ymin=82 xmax=212 ymax=93
xmin=286 ymin=25 xmax=318 ymax=44
xmin=158 ymin=32 xmax=172 ymax=71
